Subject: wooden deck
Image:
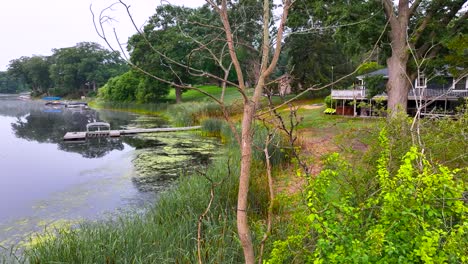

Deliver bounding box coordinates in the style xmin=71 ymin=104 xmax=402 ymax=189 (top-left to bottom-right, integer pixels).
xmin=64 ymin=126 xmax=202 ymax=141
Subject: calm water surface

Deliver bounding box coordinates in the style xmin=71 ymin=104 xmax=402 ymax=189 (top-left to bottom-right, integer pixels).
xmin=0 ymin=94 xmax=216 ymax=248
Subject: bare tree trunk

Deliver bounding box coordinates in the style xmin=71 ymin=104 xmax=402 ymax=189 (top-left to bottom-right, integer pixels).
xmin=383 ymin=0 xmax=411 ymax=116
xmin=386 ymin=51 xmax=410 ymax=115
xmin=220 ymin=70 xmax=229 ymax=103
xmin=175 ymin=86 xmax=182 ymax=103
xmin=237 ymin=102 xmax=256 ymax=264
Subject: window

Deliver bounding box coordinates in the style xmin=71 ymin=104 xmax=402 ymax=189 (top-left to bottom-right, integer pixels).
xmin=416 ymin=74 xmax=426 ymax=88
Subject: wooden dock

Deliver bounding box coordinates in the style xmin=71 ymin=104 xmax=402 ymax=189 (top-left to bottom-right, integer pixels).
xmin=64 ymin=126 xmax=202 ymax=141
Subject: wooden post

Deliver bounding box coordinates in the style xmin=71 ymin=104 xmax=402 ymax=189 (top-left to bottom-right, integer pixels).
xmin=353 ymin=99 xmax=357 ymax=117
xmin=342 ymin=99 xmax=345 ymax=115
xmin=444 ymin=98 xmax=447 ymax=115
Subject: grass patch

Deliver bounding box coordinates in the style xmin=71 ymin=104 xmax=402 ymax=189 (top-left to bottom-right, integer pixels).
xmin=166 ymin=85 xmax=244 ymax=104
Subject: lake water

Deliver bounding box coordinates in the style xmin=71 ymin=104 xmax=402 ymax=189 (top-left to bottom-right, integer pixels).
xmin=0 ymin=94 xmax=217 ymax=249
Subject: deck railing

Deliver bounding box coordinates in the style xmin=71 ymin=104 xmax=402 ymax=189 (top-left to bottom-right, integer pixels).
xmin=331 ymin=89 xmax=366 ymax=99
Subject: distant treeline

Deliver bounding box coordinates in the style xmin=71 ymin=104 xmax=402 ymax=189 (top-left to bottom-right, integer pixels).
xmin=1 ymin=42 xmax=127 ymax=97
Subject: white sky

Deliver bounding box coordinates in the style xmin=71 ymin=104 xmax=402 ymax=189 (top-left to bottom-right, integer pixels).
xmin=0 ymin=0 xmax=205 ymax=71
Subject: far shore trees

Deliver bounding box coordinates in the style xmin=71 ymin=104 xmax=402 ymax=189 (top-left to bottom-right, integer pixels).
xmin=7 ymin=42 xmax=127 ymax=97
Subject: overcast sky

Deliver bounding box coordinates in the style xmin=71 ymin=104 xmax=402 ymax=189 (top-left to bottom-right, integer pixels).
xmin=0 ymin=0 xmax=205 ymax=71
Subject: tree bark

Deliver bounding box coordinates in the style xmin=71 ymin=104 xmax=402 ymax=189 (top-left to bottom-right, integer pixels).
xmin=383 ymin=0 xmax=411 ymax=116
xmin=386 ymin=47 xmax=410 ymax=115
xmin=175 ymin=86 xmax=182 ymax=103
xmin=237 ymin=101 xmax=256 ymax=264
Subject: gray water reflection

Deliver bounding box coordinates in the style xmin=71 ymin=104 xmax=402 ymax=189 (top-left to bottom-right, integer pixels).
xmin=0 ymin=94 xmax=218 ymax=249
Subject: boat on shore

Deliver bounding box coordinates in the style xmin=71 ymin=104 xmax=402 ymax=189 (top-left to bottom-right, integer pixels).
xmin=66 ymin=102 xmax=89 ymax=109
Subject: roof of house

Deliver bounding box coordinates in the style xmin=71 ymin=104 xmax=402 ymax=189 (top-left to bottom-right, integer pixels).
xmin=356 ymin=68 xmax=388 ymax=80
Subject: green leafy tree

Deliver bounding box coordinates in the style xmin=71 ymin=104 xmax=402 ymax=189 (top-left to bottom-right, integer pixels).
xmin=99 ymin=70 xmax=169 ymax=103
xmin=284 ymin=32 xmax=351 ymax=93
xmin=127 ymin=5 xmax=196 ymax=103
xmin=49 ymin=42 xmax=126 ymax=96
xmin=7 ymin=56 xmax=52 ymax=95
xmin=0 ymin=71 xmax=26 ymax=93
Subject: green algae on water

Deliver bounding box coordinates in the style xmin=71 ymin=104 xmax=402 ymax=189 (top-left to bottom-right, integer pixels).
xmin=131 ymin=132 xmax=220 ymax=191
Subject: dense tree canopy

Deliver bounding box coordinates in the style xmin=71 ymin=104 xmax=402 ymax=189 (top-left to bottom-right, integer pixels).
xmin=6 ymin=42 xmax=126 ymax=97
xmin=284 ymin=0 xmax=386 ymax=94
xmin=49 ymin=42 xmax=127 ymax=96
xmin=101 ymin=1 xmax=262 ymax=102
xmin=0 ymin=71 xmax=27 ymax=93
xmin=8 ymin=56 xmax=52 ymax=94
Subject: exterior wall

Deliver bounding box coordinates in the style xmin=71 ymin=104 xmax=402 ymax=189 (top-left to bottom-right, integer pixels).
xmin=454 ymin=77 xmax=467 ymax=90
xmin=336 ymin=105 xmax=354 ymax=116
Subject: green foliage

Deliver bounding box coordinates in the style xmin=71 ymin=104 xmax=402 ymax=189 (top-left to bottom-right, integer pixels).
xmin=288 ymin=0 xmax=388 ymax=64
xmin=268 ymin=128 xmax=467 ymax=263
xmin=49 ymin=42 xmax=126 ymax=96
xmin=443 ymin=33 xmax=468 ymax=78
xmin=324 ymin=95 xmax=335 ymax=108
xmin=7 ymin=42 xmax=126 ymax=97
xmin=98 ymin=71 xmax=170 ymax=103
xmin=356 ymin=62 xmax=384 ymax=75
xmin=8 ymin=56 xmax=51 ymax=95
xmin=363 ymin=74 xmax=385 ymax=98
xmin=323 ymin=108 xmax=336 ymax=115
xmin=419 ymin=110 xmax=468 ymax=168
xmin=0 ymin=71 xmax=26 ymax=93
xmin=284 ymin=31 xmax=353 ymax=91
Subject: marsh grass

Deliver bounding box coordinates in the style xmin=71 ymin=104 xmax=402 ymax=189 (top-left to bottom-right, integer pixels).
xmin=26 ymin=150 xmax=245 ymax=263
xmin=201 ymin=118 xmax=225 ymax=137
xmin=90 ymin=100 xmax=170 ymax=116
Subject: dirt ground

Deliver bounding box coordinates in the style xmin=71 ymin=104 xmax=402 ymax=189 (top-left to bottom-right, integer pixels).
xmin=275 ymin=126 xmax=341 ymax=195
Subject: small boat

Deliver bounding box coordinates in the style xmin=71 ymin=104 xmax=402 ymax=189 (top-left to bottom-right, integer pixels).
xmin=86 ymin=122 xmax=111 ymax=132
xmin=42 ymin=96 xmax=62 ymax=101
xmin=66 ymin=102 xmax=89 ymax=109
xmin=18 ymin=94 xmax=31 ymax=100
xmin=45 ymin=101 xmax=66 ymax=106
xmin=85 ymin=122 xmax=120 ymax=138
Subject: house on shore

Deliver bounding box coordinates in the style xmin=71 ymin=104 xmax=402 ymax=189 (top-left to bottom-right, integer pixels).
xmin=331 ymin=68 xmax=468 ymax=117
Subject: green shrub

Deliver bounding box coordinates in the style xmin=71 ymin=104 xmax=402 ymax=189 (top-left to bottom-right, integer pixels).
xmin=324 ymin=95 xmax=336 ymax=108
xmin=267 ymin=130 xmax=468 ymax=263
xmin=323 ymin=108 xmax=336 ymax=114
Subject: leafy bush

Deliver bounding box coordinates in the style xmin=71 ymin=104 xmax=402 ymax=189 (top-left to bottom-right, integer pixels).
xmin=98 ymin=71 xmax=170 ymax=103
xmin=324 ymin=95 xmax=336 ymax=108
xmin=267 ymin=130 xmax=468 ymax=263
xmin=356 ymin=62 xmax=384 ymax=75
xmin=323 ymin=108 xmax=336 ymax=114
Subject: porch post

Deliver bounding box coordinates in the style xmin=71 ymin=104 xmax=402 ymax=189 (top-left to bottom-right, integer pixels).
xmin=342 ymin=99 xmax=345 ymax=115
xmin=353 ymin=98 xmax=357 ymax=117
xmin=444 ymin=98 xmax=447 ymax=115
